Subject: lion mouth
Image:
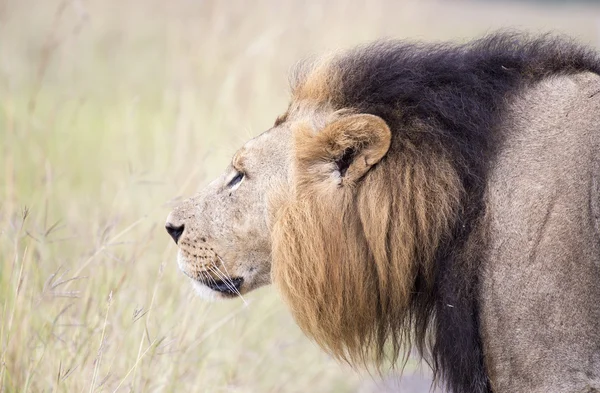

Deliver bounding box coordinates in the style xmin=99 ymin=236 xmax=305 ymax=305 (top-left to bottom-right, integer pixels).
xmin=184 ymin=271 xmax=244 ymax=297
xmin=183 ymin=269 xmax=245 ymax=297
xmin=194 ymin=275 xmax=244 ymax=297
xmin=177 ymin=251 xmax=245 ymax=297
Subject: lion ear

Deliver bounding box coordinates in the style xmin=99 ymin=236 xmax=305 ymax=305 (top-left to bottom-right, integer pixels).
xmin=321 ymin=114 xmax=392 ymax=185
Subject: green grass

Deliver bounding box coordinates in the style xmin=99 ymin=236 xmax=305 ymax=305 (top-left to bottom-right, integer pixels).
xmin=1 ymin=0 xmax=599 ymax=391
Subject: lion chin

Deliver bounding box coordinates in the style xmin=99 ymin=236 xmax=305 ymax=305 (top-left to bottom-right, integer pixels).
xmin=190 ymin=281 xmax=221 ymax=302
xmin=167 ymin=32 xmax=600 ymax=393
xmin=176 ymin=253 xmax=219 ymax=302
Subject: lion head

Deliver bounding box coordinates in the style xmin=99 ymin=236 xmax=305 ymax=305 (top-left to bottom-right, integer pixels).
xmin=166 ymin=34 xmax=600 ymax=393
xmin=165 ymin=124 xmax=294 ymax=299
xmin=166 ymin=44 xmax=463 ymax=362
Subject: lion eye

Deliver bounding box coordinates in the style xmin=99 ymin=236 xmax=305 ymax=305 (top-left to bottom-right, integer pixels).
xmin=227 ymin=171 xmax=244 ymax=189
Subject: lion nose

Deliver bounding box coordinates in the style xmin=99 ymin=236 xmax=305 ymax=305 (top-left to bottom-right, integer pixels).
xmin=165 ymin=223 xmax=185 ymax=244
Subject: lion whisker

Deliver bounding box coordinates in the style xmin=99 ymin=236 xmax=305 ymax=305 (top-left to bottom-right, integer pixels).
xmin=205 ymin=265 xmax=230 ymax=290
xmin=214 ymin=255 xmax=247 ymax=301
xmin=210 ymin=266 xmax=246 ymax=304
xmin=203 ymin=270 xmax=220 ymax=288
xmin=212 ymin=265 xmax=247 ymax=305
xmin=213 ymin=256 xmax=240 ymax=288
xmin=209 ymin=264 xmax=247 ymax=305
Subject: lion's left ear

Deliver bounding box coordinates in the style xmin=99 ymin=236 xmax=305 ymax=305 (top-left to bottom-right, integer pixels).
xmin=320 ymin=113 xmax=392 ymax=186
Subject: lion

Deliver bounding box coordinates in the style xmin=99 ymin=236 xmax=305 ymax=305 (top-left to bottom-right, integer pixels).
xmin=165 ymin=33 xmax=600 ymax=393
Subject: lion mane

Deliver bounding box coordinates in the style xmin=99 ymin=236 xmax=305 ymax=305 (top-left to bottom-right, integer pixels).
xmin=271 ymin=34 xmax=600 ymax=393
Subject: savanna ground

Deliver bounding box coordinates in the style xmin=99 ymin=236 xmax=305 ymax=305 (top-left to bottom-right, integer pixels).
xmin=1 ymin=0 xmax=599 ymax=392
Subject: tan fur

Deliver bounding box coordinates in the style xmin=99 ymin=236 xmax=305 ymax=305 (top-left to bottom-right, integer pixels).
xmin=271 ymin=113 xmax=463 ymax=365
xmin=290 ymin=55 xmax=340 ymax=104
xmin=295 ymin=114 xmax=392 ymax=187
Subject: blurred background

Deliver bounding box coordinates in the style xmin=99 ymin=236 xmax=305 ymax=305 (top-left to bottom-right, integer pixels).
xmin=1 ymin=0 xmax=600 ymax=392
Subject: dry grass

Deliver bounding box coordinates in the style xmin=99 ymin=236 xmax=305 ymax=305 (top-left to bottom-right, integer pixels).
xmin=1 ymin=0 xmax=599 ymax=392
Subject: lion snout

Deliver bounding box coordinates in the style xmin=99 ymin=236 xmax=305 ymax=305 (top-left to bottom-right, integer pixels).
xmin=165 ymin=209 xmax=192 ymax=244
xmin=165 ymin=222 xmax=185 ymax=244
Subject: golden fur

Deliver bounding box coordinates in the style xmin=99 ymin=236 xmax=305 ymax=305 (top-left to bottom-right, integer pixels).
xmin=272 ymin=108 xmax=463 ymax=366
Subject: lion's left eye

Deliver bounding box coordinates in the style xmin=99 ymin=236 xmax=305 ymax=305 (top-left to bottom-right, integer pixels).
xmin=227 ymin=172 xmax=244 ymax=189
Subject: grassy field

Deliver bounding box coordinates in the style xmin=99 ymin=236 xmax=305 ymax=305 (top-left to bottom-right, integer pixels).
xmin=1 ymin=0 xmax=600 ymax=392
